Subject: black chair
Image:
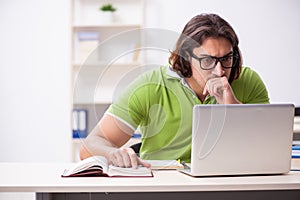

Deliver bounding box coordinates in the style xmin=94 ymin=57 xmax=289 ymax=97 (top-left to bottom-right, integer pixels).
xmin=130 ymin=142 xmax=141 ymax=154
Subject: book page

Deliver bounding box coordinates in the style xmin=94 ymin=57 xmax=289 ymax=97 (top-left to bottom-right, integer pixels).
xmin=62 ymin=156 xmax=108 ymax=176
xmin=108 ymin=165 xmax=152 ymax=177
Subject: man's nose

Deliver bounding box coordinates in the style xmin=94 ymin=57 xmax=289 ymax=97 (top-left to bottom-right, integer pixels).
xmin=212 ymin=61 xmax=225 ymax=76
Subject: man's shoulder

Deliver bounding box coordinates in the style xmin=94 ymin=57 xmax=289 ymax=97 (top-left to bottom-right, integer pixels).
xmin=231 ymin=66 xmax=261 ymax=90
xmin=240 ymin=66 xmax=256 ymax=75
xmin=138 ymin=65 xmax=171 ymax=82
xmin=237 ymin=66 xmax=261 ymax=81
xmin=123 ymin=65 xmax=170 ymax=93
xmin=232 ymin=66 xmax=269 ymax=103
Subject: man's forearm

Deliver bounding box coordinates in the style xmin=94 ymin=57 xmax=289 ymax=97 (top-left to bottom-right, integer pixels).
xmin=79 ymin=135 xmax=118 ymax=160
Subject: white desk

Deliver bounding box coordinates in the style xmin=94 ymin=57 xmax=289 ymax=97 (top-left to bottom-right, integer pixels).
xmin=0 ymin=163 xmax=300 ymax=200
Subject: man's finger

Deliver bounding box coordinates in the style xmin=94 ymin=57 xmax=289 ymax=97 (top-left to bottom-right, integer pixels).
xmin=120 ymin=149 xmax=132 ymax=168
xmin=115 ymin=151 xmax=125 ymax=167
xmin=203 ymin=85 xmax=208 ymax=95
xmin=137 ymin=157 xmax=151 ymax=168
xmin=122 ymin=147 xmax=138 ymax=168
xmin=128 ymin=153 xmax=138 ymax=169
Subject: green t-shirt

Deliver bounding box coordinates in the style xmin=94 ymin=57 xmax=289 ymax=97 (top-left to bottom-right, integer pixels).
xmin=107 ymin=65 xmax=269 ymax=162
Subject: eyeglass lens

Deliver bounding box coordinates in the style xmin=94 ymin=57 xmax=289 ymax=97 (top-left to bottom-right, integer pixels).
xmin=201 ymin=56 xmax=233 ymax=69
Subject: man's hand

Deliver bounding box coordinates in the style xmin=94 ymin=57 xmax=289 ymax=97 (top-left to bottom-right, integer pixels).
xmin=203 ymin=76 xmax=240 ymax=104
xmin=107 ymin=147 xmax=151 ymax=169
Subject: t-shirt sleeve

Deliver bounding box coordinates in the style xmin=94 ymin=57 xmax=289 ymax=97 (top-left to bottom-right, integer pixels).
xmin=232 ymin=67 xmax=270 ymax=104
xmin=106 ymin=72 xmax=150 ymax=131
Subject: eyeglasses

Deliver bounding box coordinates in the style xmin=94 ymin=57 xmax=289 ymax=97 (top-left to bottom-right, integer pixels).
xmin=191 ymin=52 xmax=238 ymax=70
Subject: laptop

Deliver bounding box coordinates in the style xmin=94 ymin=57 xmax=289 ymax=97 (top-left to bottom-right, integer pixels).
xmin=180 ymin=104 xmax=295 ymax=177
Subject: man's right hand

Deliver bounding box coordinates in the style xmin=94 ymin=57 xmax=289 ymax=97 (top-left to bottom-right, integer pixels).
xmin=107 ymin=147 xmax=151 ymax=169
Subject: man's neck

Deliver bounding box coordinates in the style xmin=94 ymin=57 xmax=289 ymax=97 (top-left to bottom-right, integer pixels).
xmin=185 ymin=77 xmax=206 ymax=102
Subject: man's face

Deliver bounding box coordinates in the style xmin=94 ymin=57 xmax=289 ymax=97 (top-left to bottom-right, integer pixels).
xmin=190 ymin=37 xmax=233 ymax=89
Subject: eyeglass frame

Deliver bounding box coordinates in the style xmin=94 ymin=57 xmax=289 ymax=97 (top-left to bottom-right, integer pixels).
xmin=190 ymin=51 xmax=238 ymax=70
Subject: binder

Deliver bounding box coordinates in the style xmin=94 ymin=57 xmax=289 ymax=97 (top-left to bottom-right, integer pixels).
xmin=72 ymin=110 xmax=79 ymax=138
xmin=72 ymin=109 xmax=88 ymax=138
xmin=292 ymin=145 xmax=300 ymax=158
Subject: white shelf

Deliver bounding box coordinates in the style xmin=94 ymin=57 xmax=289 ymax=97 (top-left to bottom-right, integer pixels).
xmin=71 ymin=0 xmax=145 ymax=161
xmin=71 ymin=0 xmax=145 ymax=106
xmin=73 ymin=24 xmax=142 ymax=30
xmin=73 ymin=61 xmax=142 ymax=68
xmin=73 ymin=64 xmax=144 ymax=105
xmin=72 ymin=0 xmax=144 ymax=27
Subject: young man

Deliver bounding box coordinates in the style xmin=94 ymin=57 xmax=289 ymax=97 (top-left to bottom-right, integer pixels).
xmin=80 ymin=13 xmax=269 ymax=168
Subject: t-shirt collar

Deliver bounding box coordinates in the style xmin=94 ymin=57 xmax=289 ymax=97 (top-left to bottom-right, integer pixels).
xmin=166 ymin=65 xmax=216 ymax=104
xmin=166 ymin=65 xmax=195 ymax=92
xmin=166 ymin=65 xmax=181 ymax=79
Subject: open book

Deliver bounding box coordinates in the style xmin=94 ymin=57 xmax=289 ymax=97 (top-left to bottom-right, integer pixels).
xmin=62 ymin=156 xmax=153 ymax=177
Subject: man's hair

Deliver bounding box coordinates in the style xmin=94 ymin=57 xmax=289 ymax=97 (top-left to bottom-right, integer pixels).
xmin=169 ymin=13 xmax=242 ymax=83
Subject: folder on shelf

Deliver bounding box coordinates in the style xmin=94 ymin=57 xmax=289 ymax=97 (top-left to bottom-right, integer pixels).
xmin=72 ymin=109 xmax=88 ymax=138
xmin=76 ymin=31 xmax=100 ymax=63
xmin=77 ymin=31 xmax=99 ymax=41
xmin=292 ymin=145 xmax=300 ymax=158
xmin=292 ymin=145 xmax=300 ymax=150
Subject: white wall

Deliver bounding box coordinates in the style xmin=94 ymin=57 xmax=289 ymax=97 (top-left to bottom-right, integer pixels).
xmin=145 ymin=0 xmax=300 ymax=106
xmin=0 ymin=0 xmax=72 ymax=162
xmin=0 ymin=0 xmax=298 ymax=163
